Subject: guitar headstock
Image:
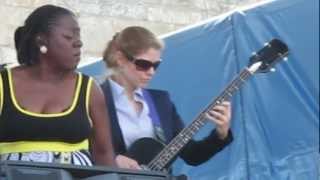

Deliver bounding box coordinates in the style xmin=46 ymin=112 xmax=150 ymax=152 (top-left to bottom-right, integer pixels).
xmin=248 ymin=39 xmax=289 ymax=74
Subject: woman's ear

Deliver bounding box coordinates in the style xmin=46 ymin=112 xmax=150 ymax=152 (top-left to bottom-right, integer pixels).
xmin=115 ymin=50 xmax=126 ymax=66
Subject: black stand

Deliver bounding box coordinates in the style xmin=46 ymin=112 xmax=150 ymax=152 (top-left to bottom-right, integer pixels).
xmin=0 ymin=160 xmax=177 ymax=180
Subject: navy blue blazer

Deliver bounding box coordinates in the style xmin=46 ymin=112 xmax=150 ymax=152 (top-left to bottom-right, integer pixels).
xmin=101 ymin=80 xmax=233 ymax=166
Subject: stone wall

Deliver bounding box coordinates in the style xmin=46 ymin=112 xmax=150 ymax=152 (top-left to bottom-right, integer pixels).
xmin=0 ymin=0 xmax=264 ymax=65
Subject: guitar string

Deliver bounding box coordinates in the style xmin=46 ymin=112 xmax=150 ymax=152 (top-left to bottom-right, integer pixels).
xmin=147 ymin=69 xmax=252 ymax=171
xmin=148 ymin=69 xmax=252 ymax=170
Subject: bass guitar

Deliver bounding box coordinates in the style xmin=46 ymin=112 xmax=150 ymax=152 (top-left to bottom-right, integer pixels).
xmin=126 ymin=38 xmax=289 ymax=172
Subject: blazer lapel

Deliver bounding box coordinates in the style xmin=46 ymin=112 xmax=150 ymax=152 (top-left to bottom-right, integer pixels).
xmin=147 ymin=90 xmax=173 ymax=144
xmin=101 ymin=80 xmax=126 ymax=154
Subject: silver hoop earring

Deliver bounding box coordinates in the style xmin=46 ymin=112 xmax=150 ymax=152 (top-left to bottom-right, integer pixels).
xmin=40 ymin=45 xmax=48 ymax=54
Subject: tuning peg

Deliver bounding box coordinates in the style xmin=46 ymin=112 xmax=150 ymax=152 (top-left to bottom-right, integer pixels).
xmin=270 ymin=68 xmax=276 ymax=72
xmin=283 ymin=57 xmax=288 ymax=61
xmin=264 ymin=42 xmax=271 ymax=47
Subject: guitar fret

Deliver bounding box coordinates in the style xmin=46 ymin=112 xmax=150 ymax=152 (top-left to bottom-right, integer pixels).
xmin=170 ymin=145 xmax=178 ymax=153
xmin=153 ymin=164 xmax=162 ymax=171
xmin=180 ymin=134 xmax=189 ymax=143
xmin=239 ymin=76 xmax=245 ymax=82
xmin=190 ymin=125 xmax=197 ymax=133
xmin=191 ymin=124 xmax=200 ymax=131
xmin=176 ymin=142 xmax=184 ymax=149
xmin=194 ymin=120 xmax=202 ymax=127
xmin=234 ymin=86 xmax=239 ymax=90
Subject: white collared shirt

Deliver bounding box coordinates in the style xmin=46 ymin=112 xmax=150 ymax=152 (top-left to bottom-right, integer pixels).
xmin=108 ymin=79 xmax=155 ymax=148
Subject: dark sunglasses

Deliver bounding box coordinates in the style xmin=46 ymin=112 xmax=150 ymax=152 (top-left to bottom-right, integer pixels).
xmin=121 ymin=48 xmax=161 ymax=71
xmin=133 ymin=59 xmax=161 ymax=71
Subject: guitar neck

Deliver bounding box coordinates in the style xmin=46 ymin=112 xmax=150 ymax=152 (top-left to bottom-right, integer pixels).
xmin=147 ymin=68 xmax=253 ymax=171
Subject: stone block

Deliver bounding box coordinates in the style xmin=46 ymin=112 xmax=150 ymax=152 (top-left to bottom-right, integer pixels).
xmin=0 ymin=47 xmax=17 ymax=65
xmin=0 ymin=5 xmax=30 ymax=26
xmin=31 ymin=0 xmax=59 ymax=7
xmin=79 ymin=16 xmax=114 ymax=56
xmin=100 ymin=1 xmax=148 ymax=20
xmin=79 ymin=0 xmax=100 ymax=3
xmin=54 ymin=0 xmax=102 ymax=15
xmin=5 ymin=0 xmax=34 ymax=7
xmin=0 ymin=25 xmax=14 ymax=47
xmin=161 ymin=0 xmax=192 ymax=7
xmin=148 ymin=6 xmax=203 ymax=25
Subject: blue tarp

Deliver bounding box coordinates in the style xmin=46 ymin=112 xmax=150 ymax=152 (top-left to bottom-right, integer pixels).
xmin=79 ymin=0 xmax=319 ymax=179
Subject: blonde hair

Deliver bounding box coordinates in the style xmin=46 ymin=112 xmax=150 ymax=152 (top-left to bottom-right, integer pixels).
xmin=102 ymin=26 xmax=164 ymax=69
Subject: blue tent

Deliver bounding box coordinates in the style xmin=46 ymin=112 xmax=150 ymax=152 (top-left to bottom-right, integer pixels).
xmin=79 ymin=0 xmax=319 ymax=179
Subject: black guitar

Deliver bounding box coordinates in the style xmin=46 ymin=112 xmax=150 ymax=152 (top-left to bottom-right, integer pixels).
xmin=126 ymin=39 xmax=289 ymax=172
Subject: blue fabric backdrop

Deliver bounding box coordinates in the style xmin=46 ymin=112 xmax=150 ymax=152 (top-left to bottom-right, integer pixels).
xmin=79 ymin=0 xmax=319 ymax=179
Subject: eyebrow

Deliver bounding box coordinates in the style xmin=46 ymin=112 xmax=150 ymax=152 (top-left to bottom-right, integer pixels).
xmin=62 ymin=26 xmax=81 ymax=33
xmin=72 ymin=27 xmax=81 ymax=33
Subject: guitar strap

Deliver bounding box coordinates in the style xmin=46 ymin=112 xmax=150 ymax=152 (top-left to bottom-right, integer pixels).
xmin=142 ymin=89 xmax=166 ymax=144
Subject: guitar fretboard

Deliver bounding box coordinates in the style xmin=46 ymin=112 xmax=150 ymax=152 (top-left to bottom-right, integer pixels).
xmin=147 ymin=68 xmax=253 ymax=171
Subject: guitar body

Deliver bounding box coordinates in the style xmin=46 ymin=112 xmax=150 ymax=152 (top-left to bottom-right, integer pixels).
xmin=126 ymin=137 xmax=165 ymax=166
xmin=126 ymin=138 xmax=188 ymax=180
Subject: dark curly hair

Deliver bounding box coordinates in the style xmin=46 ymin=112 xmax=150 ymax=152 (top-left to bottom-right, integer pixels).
xmin=14 ymin=5 xmax=75 ymax=65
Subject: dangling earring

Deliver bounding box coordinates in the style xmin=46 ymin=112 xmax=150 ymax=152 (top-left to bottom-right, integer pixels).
xmin=40 ymin=45 xmax=48 ymax=54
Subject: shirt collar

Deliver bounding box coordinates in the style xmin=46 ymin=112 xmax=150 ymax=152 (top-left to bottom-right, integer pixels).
xmin=108 ymin=78 xmax=125 ymax=100
xmin=108 ymin=78 xmax=144 ymax=99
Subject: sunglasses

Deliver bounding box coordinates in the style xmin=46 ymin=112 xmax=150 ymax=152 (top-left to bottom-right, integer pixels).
xmin=133 ymin=59 xmax=161 ymax=71
xmin=121 ymin=49 xmax=161 ymax=71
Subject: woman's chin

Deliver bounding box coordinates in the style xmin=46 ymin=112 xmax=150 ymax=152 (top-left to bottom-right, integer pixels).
xmin=139 ymin=82 xmax=148 ymax=88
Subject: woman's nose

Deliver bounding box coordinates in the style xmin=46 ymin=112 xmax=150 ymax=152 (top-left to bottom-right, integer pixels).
xmin=146 ymin=66 xmax=156 ymax=75
xmin=74 ymin=39 xmax=83 ymax=48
